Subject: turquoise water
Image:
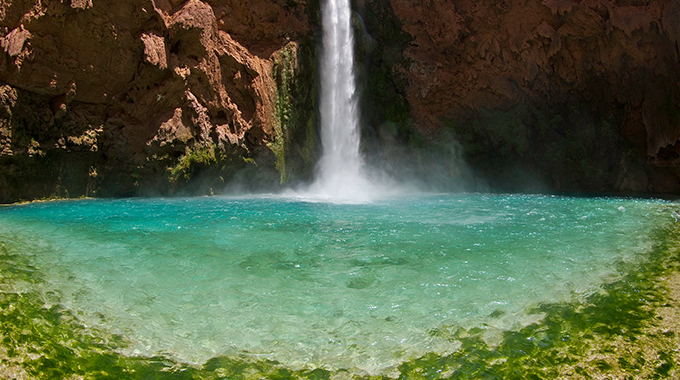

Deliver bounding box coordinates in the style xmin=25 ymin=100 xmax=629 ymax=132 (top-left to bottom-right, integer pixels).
xmin=0 ymin=194 xmax=672 ymax=375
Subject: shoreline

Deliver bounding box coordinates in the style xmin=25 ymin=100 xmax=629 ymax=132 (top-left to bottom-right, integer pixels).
xmin=2 ymin=190 xmax=679 ymax=208
xmin=3 ymin=254 xmax=677 ymax=379
xmin=0 ymin=197 xmax=678 ymax=379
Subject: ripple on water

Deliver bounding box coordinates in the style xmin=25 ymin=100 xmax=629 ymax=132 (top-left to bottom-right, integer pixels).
xmin=0 ymin=193 xmax=673 ymax=375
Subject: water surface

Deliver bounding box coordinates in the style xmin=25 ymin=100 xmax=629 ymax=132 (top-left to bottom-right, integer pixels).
xmin=0 ymin=193 xmax=672 ymax=375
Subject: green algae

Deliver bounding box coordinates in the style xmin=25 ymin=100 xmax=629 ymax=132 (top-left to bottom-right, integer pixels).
xmin=391 ymin=218 xmax=680 ymax=380
xmin=1 ymin=208 xmax=679 ymax=379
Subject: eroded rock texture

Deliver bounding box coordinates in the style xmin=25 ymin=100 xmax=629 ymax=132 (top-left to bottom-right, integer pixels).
xmin=1 ymin=0 xmax=679 ymax=200
xmin=0 ymin=0 xmax=316 ymax=202
xmin=361 ymin=0 xmax=680 ymax=194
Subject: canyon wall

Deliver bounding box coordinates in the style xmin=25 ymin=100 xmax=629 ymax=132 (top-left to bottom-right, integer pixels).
xmin=0 ymin=0 xmax=318 ymax=202
xmin=359 ymin=0 xmax=680 ymax=194
xmin=1 ymin=0 xmax=679 ymax=201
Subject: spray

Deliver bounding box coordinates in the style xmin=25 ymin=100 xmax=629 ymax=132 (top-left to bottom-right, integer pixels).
xmin=308 ymin=0 xmax=377 ymax=202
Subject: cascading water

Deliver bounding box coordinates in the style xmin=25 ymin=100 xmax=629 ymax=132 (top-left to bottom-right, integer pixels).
xmin=3 ymin=1 xmax=675 ymax=378
xmin=311 ymin=0 xmax=375 ymax=201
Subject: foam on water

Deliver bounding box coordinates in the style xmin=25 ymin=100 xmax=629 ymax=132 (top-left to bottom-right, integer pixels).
xmin=0 ymin=194 xmax=671 ymax=375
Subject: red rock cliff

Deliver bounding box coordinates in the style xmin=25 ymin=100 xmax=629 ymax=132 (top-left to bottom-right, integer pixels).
xmin=2 ymin=0 xmax=680 ymax=200
xmin=0 ymin=0 xmax=316 ymax=202
xmin=362 ymin=0 xmax=680 ymax=194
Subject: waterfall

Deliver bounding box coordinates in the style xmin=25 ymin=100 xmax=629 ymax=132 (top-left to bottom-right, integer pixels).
xmin=311 ymin=0 xmax=373 ymax=201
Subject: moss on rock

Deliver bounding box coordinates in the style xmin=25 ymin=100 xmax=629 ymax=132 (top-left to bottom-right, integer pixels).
xmin=270 ymin=39 xmax=318 ymax=186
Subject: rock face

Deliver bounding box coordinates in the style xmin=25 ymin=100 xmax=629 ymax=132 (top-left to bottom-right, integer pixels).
xmin=360 ymin=0 xmax=680 ymax=194
xmin=0 ymin=0 xmax=316 ymax=203
xmin=1 ymin=0 xmax=679 ymax=201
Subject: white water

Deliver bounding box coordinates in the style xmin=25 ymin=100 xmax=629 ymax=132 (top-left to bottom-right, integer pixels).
xmin=309 ymin=0 xmax=377 ymax=202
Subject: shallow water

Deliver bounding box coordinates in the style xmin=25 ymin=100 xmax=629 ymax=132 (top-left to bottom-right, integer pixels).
xmin=0 ymin=193 xmax=672 ymax=375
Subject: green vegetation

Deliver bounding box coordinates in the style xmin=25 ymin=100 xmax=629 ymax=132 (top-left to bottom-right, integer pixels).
xmin=270 ymin=40 xmax=318 ymax=185
xmin=164 ymin=144 xmax=260 ymax=195
xmin=169 ymin=144 xmax=223 ymax=184
xmin=400 ymin=242 xmax=680 ymax=378
xmin=1 ymin=215 xmax=678 ymax=379
xmin=271 ymin=44 xmax=296 ymax=184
